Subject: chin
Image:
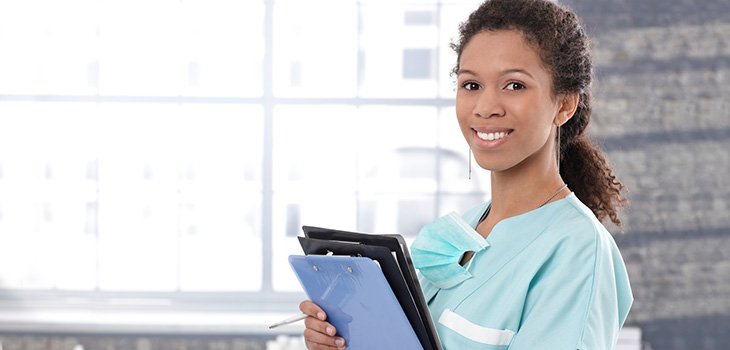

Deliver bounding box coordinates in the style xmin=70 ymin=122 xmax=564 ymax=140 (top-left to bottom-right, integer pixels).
xmin=473 ymin=158 xmax=509 ymax=172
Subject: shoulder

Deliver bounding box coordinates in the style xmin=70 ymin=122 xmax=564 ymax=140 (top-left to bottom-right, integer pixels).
xmin=528 ymin=193 xmax=626 ymax=284
xmin=507 ymin=194 xmax=633 ymax=349
xmin=543 ymin=193 xmax=616 ymax=253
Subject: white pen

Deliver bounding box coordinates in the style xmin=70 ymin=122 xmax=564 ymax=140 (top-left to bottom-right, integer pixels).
xmin=269 ymin=313 xmax=309 ymax=329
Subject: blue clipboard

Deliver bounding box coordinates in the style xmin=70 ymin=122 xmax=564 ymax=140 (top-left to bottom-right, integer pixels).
xmin=289 ymin=254 xmax=423 ymax=350
xmin=301 ymin=226 xmax=441 ymax=350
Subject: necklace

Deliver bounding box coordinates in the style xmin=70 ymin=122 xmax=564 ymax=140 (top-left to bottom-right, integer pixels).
xmin=478 ymin=183 xmax=569 ymax=224
xmin=538 ymin=183 xmax=569 ymax=208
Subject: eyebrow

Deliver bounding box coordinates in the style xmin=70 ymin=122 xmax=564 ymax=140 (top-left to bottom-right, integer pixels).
xmin=458 ymin=68 xmax=535 ymax=80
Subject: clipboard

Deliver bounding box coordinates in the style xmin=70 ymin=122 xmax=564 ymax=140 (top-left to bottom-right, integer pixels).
xmin=289 ymin=255 xmax=423 ymax=349
xmin=298 ymin=226 xmax=442 ymax=350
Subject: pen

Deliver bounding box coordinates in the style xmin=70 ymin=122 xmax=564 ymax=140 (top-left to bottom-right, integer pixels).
xmin=269 ymin=313 xmax=309 ymax=329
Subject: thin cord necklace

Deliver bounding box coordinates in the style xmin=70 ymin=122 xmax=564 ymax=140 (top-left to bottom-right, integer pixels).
xmin=479 ymin=183 xmax=569 ymax=224
xmin=538 ymin=183 xmax=569 ymax=208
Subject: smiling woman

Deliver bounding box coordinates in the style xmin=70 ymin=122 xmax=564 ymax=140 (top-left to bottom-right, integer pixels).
xmin=299 ymin=0 xmax=633 ymax=349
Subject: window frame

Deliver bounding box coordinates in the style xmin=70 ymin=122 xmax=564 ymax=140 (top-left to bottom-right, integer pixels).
xmin=0 ymin=0 xmax=488 ymax=334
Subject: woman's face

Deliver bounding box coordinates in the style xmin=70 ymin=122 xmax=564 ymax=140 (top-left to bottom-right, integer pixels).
xmin=456 ymin=30 xmax=565 ymax=174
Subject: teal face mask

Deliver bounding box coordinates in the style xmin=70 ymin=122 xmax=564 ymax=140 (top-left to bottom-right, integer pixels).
xmin=411 ymin=212 xmax=489 ymax=289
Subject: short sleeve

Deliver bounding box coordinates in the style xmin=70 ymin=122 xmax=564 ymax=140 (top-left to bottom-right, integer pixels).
xmin=507 ymin=223 xmax=632 ymax=350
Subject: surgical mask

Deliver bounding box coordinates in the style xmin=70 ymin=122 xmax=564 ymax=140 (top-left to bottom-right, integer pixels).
xmin=411 ymin=212 xmax=489 ymax=289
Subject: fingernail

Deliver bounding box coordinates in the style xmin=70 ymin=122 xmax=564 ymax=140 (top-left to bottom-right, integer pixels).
xmin=326 ymin=326 xmax=335 ymax=336
xmin=317 ymin=311 xmax=326 ymax=320
xmin=335 ymin=338 xmax=345 ymax=346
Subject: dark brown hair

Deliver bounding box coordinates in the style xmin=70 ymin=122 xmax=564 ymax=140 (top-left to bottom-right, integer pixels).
xmin=452 ymin=0 xmax=628 ymax=227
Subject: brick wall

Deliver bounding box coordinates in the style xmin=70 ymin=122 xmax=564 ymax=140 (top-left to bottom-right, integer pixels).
xmin=563 ymin=0 xmax=730 ymax=348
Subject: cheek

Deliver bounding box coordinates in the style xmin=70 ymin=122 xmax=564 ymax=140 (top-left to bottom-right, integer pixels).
xmin=519 ymin=99 xmax=557 ymax=135
xmin=455 ymin=109 xmax=473 ymax=141
xmin=526 ymin=113 xmax=557 ymax=149
xmin=455 ymin=97 xmax=472 ymax=130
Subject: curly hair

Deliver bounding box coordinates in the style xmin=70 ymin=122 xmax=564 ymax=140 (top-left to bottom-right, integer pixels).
xmin=452 ymin=0 xmax=629 ymax=227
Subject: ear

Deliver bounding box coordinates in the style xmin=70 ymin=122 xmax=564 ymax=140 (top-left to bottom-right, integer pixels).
xmin=555 ymin=93 xmax=580 ymax=127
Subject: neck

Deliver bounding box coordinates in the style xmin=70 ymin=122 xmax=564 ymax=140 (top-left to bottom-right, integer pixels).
xmin=488 ymin=152 xmax=566 ymax=221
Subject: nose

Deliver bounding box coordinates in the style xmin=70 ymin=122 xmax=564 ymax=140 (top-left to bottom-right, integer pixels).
xmin=473 ymin=88 xmax=505 ymax=118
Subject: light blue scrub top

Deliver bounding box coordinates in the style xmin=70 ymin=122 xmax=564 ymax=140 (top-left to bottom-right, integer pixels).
xmin=418 ymin=193 xmax=633 ymax=349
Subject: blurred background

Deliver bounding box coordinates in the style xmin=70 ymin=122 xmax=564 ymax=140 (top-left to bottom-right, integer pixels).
xmin=0 ymin=0 xmax=727 ymax=349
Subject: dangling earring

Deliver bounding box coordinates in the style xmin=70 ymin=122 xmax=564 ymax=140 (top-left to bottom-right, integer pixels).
xmin=468 ymin=148 xmax=472 ymax=180
xmin=556 ymin=120 xmax=562 ymax=171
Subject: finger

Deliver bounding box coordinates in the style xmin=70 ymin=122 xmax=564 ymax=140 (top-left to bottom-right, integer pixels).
xmin=304 ymin=328 xmax=345 ymax=347
xmin=299 ymin=300 xmax=327 ymax=321
xmin=304 ymin=315 xmax=337 ymax=337
xmin=304 ymin=338 xmax=346 ymax=350
xmin=300 ymin=300 xmax=336 ymax=338
xmin=299 ymin=300 xmax=346 ymax=349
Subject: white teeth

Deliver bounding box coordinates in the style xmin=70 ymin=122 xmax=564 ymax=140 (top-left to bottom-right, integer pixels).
xmin=477 ymin=131 xmax=508 ymax=141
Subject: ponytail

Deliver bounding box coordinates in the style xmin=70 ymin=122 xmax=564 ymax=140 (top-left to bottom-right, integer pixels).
xmin=559 ymin=91 xmax=629 ymax=228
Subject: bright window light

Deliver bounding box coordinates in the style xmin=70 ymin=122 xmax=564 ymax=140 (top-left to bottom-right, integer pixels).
xmin=0 ymin=0 xmax=487 ymax=331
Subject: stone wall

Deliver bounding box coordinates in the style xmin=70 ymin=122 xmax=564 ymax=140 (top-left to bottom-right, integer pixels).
xmin=564 ymin=0 xmax=730 ymax=348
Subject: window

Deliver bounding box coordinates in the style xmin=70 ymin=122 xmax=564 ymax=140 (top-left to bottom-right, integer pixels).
xmin=0 ymin=0 xmax=487 ymax=331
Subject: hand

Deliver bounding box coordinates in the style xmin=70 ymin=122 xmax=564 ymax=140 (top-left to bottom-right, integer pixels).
xmin=299 ymin=300 xmax=346 ymax=350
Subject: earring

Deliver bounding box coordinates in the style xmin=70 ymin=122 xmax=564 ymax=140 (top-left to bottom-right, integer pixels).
xmin=556 ymin=120 xmax=562 ymax=171
xmin=468 ymin=148 xmax=472 ymax=180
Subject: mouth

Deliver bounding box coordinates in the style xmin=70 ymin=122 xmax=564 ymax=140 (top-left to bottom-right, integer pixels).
xmin=476 ymin=131 xmax=510 ymax=141
xmin=471 ymin=127 xmax=513 ymax=149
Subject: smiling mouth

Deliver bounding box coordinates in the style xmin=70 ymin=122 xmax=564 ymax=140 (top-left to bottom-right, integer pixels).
xmin=476 ymin=131 xmax=511 ymax=141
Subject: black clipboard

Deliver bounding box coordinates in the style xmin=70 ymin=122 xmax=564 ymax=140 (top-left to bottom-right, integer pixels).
xmin=299 ymin=226 xmax=442 ymax=350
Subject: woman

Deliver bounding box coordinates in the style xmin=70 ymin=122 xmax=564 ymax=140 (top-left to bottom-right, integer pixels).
xmin=299 ymin=0 xmax=633 ymax=348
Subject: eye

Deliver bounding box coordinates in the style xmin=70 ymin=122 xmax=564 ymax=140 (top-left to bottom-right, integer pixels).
xmin=462 ymin=82 xmax=481 ymax=91
xmin=505 ymin=82 xmax=525 ymax=91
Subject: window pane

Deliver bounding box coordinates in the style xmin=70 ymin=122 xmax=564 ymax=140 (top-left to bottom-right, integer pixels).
xmin=355 ymin=106 xmax=439 ymax=239
xmin=273 ymin=2 xmax=358 ymax=98
xmin=356 ymin=106 xmax=439 ymax=193
xmin=181 ymin=0 xmax=264 ymax=97
xmin=0 ymin=102 xmax=99 ymax=289
xmin=0 ymin=0 xmax=265 ymax=97
xmin=359 ymin=4 xmax=440 ymax=98
xmin=0 ymin=0 xmax=99 ymax=95
xmin=98 ymin=187 xmax=180 ymax=291
xmin=272 ymin=105 xmax=357 ymax=193
xmin=96 ymin=103 xmax=180 ymax=290
xmin=98 ymin=0 xmax=185 ymax=96
xmin=95 ymin=103 xmax=263 ymax=291
xmin=179 ymin=193 xmax=262 ymax=291
xmin=178 ymin=104 xmax=264 ymax=187
xmin=178 ymin=104 xmax=263 ymax=291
